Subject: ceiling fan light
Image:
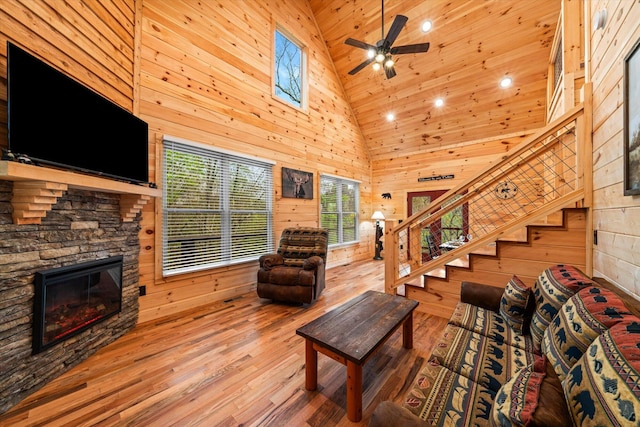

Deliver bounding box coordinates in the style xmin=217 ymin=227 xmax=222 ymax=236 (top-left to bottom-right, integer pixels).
xmin=384 ymin=57 xmax=394 ymax=68
xmin=375 ymin=52 xmax=385 ymax=63
xmin=367 ymin=49 xmax=376 ymax=59
xmin=372 ymin=62 xmax=381 ymax=71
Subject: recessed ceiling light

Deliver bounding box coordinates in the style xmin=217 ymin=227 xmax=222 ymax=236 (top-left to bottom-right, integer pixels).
xmin=500 ymin=77 xmax=513 ymax=88
xmin=421 ymin=20 xmax=433 ymax=32
xmin=435 ymin=98 xmax=444 ymax=107
xmin=386 ymin=112 xmax=395 ymax=121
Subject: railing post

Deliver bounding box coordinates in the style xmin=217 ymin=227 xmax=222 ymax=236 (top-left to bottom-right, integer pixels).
xmin=581 ymin=82 xmax=594 ymax=276
xmin=384 ymin=220 xmax=397 ymax=294
xmin=408 ymin=224 xmax=422 ymax=272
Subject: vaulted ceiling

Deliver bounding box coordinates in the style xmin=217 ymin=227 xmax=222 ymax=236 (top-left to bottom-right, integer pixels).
xmin=309 ymin=0 xmax=561 ymax=161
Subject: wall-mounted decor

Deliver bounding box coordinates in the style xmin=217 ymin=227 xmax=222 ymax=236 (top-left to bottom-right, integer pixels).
xmin=624 ymin=37 xmax=640 ymax=196
xmin=418 ymin=174 xmax=454 ymax=182
xmin=282 ymin=167 xmax=313 ymax=199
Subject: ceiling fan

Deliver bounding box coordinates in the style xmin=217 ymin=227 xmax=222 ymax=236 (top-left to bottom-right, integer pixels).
xmin=345 ymin=0 xmax=430 ymax=79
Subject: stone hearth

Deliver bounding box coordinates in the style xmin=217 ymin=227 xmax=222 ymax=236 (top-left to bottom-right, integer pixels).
xmin=0 ymin=180 xmax=141 ymax=414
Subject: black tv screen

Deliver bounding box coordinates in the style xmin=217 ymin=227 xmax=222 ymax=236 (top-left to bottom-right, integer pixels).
xmin=7 ymin=42 xmax=149 ymax=184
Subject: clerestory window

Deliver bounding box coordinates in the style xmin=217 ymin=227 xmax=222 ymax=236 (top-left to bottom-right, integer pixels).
xmin=162 ymin=136 xmax=274 ymax=276
xmin=274 ymin=27 xmax=307 ymax=109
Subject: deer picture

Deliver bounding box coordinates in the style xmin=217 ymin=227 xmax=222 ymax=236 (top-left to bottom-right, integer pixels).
xmin=285 ymin=168 xmax=312 ymax=198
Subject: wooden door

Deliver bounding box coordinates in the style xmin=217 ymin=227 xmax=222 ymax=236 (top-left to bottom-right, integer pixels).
xmin=408 ymin=190 xmax=468 ymax=261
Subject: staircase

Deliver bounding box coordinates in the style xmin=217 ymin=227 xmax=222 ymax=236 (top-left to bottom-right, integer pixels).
xmin=383 ymin=92 xmax=593 ymax=319
xmin=400 ymin=208 xmax=588 ymax=318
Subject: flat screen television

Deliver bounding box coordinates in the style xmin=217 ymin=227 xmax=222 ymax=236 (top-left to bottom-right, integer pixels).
xmin=7 ymin=41 xmax=149 ymax=184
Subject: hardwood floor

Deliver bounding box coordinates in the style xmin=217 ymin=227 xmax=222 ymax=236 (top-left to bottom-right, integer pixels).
xmin=0 ymin=260 xmax=447 ymax=426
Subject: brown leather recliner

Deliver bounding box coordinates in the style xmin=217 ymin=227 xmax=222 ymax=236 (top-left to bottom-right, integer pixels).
xmin=257 ymin=227 xmax=329 ymax=304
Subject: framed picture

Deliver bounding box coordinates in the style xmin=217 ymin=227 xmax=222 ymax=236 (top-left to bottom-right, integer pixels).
xmin=282 ymin=167 xmax=313 ymax=199
xmin=624 ymin=37 xmax=640 ymax=195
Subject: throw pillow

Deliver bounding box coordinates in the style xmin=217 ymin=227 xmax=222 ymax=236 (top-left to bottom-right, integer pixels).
xmin=542 ymin=286 xmax=633 ymax=381
xmin=491 ymin=362 xmax=546 ymax=426
xmin=499 ymin=275 xmax=532 ymax=334
xmin=492 ymin=356 xmax=572 ymax=426
xmin=529 ymin=265 xmax=595 ymax=350
xmin=562 ymin=321 xmax=640 ymax=426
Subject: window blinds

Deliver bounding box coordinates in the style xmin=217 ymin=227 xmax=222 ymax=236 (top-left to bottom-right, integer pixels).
xmin=162 ymin=138 xmax=273 ymax=276
xmin=320 ymin=175 xmax=359 ymax=245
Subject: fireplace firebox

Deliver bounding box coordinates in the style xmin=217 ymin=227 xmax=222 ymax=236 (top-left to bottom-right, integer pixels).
xmin=33 ymin=256 xmax=124 ymax=354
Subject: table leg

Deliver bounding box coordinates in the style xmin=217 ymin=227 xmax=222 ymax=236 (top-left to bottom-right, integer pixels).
xmin=402 ymin=312 xmax=414 ymax=349
xmin=346 ymin=361 xmax=363 ymax=422
xmin=305 ymin=340 xmax=317 ymax=390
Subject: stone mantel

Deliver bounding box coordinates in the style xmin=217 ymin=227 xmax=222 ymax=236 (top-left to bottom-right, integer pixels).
xmin=0 ymin=160 xmax=161 ymax=224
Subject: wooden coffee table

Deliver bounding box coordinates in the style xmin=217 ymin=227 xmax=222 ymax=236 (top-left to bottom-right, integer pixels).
xmin=296 ymin=290 xmax=419 ymax=422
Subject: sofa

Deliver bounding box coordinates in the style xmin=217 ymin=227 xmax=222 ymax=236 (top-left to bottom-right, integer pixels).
xmin=370 ymin=264 xmax=640 ymax=426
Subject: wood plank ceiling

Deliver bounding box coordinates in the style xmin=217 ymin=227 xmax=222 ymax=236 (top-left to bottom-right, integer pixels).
xmin=309 ymin=0 xmax=561 ymax=161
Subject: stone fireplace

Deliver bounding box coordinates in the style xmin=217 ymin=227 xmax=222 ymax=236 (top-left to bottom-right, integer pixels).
xmin=0 ymin=180 xmax=141 ymax=414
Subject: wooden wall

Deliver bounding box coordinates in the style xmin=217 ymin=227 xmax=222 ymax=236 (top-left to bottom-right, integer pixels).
xmin=371 ymin=132 xmax=533 ymax=222
xmin=589 ymin=1 xmax=640 ymax=293
xmin=0 ymin=0 xmax=373 ymax=324
xmin=137 ymin=0 xmax=372 ymax=322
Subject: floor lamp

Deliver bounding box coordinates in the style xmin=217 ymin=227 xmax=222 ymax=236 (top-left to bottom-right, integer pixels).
xmin=372 ymin=211 xmax=385 ymax=260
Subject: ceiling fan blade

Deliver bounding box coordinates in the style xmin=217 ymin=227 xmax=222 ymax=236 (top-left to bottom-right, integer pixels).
xmin=390 ymin=42 xmax=430 ymax=55
xmin=345 ymin=38 xmax=376 ymax=51
xmin=384 ymin=65 xmax=397 ymax=79
xmin=348 ymin=58 xmax=375 ymax=75
xmin=383 ymin=15 xmax=408 ymax=49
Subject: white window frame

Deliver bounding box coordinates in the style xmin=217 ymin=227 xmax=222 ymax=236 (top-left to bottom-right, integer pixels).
xmin=320 ymin=174 xmax=360 ymax=246
xmin=273 ymin=25 xmax=308 ymax=110
xmin=162 ymin=136 xmax=274 ymax=277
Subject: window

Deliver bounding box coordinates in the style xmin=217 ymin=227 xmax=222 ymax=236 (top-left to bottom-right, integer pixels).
xmin=162 ymin=137 xmax=273 ymax=276
xmin=552 ymin=36 xmax=563 ymax=90
xmin=320 ymin=175 xmax=359 ymax=245
xmin=274 ymin=27 xmax=306 ymax=109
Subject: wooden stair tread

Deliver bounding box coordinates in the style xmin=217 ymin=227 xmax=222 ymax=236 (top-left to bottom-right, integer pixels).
xmin=469 ymin=243 xmax=496 ymax=256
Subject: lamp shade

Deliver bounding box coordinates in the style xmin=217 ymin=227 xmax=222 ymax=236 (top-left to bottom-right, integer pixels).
xmin=371 ymin=211 xmax=385 ymax=221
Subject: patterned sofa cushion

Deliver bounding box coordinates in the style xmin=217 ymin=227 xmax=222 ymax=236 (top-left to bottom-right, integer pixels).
xmin=491 ymin=362 xmax=546 ymax=426
xmin=431 ymin=324 xmax=539 ymax=392
xmin=542 ymin=286 xmax=634 ymax=381
xmin=562 ymin=321 xmax=640 ymax=426
xmin=277 ymin=227 xmax=328 ymax=267
xmin=529 ymin=265 xmax=595 ymax=350
xmin=499 ymin=275 xmax=533 ymax=334
xmin=403 ymin=360 xmax=496 ymax=426
xmin=449 ymin=302 xmax=536 ymax=353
